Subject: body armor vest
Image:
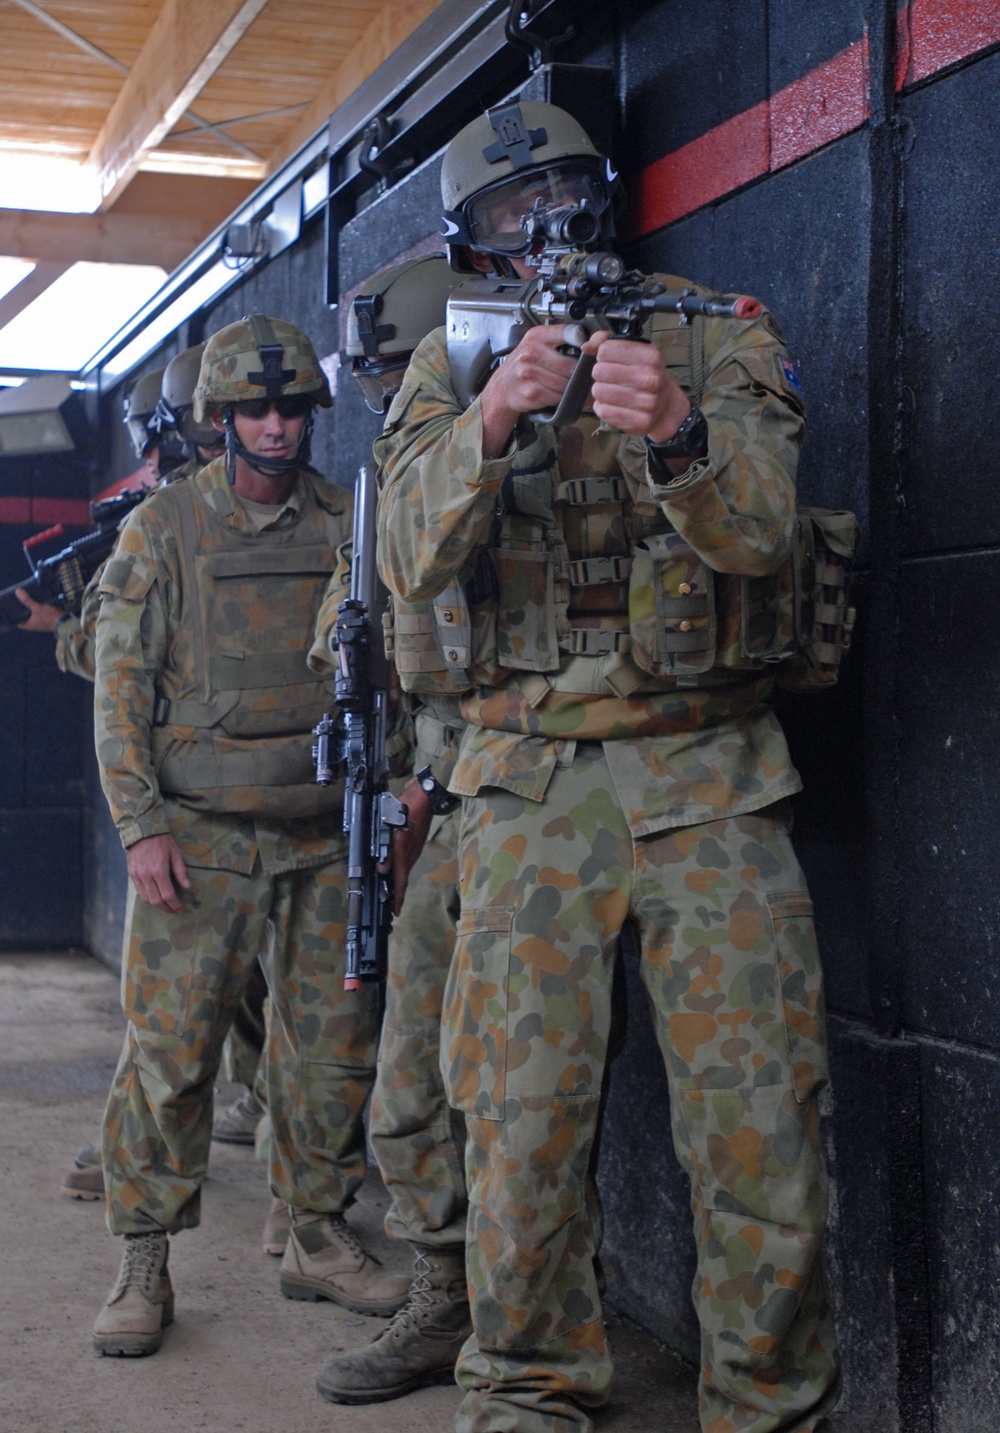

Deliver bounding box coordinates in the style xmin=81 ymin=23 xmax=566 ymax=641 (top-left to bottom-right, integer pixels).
xmin=150 ymin=469 xmax=346 ymax=817
xmin=390 ymin=309 xmax=857 ymax=700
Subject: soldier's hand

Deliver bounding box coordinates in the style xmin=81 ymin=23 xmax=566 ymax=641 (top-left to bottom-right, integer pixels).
xmin=127 ymin=833 xmax=192 ymax=914
xmin=480 ymin=326 xmax=578 ymax=456
xmin=584 ymin=331 xmax=692 ymax=442
xmin=15 ymin=589 xmax=63 ymax=632
xmin=381 ymin=779 xmax=433 ymax=916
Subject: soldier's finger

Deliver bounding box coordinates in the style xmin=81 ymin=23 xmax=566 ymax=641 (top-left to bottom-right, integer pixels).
xmin=169 ymin=846 xmax=192 ymax=892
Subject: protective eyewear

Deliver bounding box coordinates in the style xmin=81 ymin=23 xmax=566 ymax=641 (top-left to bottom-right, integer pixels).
xmin=352 ymin=357 xmax=409 ymax=415
xmin=233 ymin=393 xmax=314 ymax=421
xmin=465 ymin=163 xmax=610 ymax=256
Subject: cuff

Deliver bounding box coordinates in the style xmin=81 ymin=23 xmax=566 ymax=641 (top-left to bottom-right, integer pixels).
xmin=118 ymin=813 xmax=171 ymax=850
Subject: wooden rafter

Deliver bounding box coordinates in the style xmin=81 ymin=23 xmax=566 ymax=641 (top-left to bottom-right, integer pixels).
xmin=0 ymin=209 xmax=213 ymax=271
xmin=0 ymin=262 xmax=72 ymax=331
xmin=87 ymin=0 xmax=272 ymax=210
xmin=264 ymin=0 xmax=442 ymax=176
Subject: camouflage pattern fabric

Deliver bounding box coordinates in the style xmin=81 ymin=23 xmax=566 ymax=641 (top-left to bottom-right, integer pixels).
xmin=448 ymin=749 xmax=839 ymax=1433
xmin=103 ymin=853 xmax=377 ymax=1234
xmin=192 ymin=315 xmax=332 ymax=423
xmin=369 ymin=805 xmax=467 ymax=1247
xmin=222 ymin=951 xmax=269 ymax=1088
xmin=376 ymin=274 xmax=839 ymax=1431
xmin=94 ymin=458 xmax=351 ymax=858
xmin=93 ymin=456 xmax=372 ymax=1237
xmin=54 ymin=608 xmax=96 ymax=681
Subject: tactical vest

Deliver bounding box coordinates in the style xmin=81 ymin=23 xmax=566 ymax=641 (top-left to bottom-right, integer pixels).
xmin=390 ymin=307 xmax=857 ymax=700
xmin=150 ymin=470 xmax=346 ymax=817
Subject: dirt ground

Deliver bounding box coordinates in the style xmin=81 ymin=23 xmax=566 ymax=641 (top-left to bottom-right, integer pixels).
xmin=0 ymin=950 xmax=701 ymax=1433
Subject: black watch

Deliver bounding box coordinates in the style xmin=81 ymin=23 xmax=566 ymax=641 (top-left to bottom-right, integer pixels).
xmin=415 ymin=766 xmax=461 ymax=815
xmin=645 ymin=403 xmax=708 ymax=464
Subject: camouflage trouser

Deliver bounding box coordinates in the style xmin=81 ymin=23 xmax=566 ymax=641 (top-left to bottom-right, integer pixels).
xmin=446 ymin=742 xmax=840 ymax=1433
xmin=103 ymin=857 xmax=379 ymax=1236
xmin=369 ymin=808 xmax=467 ymax=1248
xmin=221 ymin=951 xmax=269 ymax=1087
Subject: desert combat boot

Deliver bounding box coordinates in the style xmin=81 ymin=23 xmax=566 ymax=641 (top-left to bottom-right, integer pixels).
xmin=280 ymin=1210 xmax=409 ymax=1315
xmin=316 ymin=1246 xmax=471 ymax=1404
xmin=93 ymin=1232 xmax=173 ymax=1356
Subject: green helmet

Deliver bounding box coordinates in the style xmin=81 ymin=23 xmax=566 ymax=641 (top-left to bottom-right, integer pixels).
xmin=155 ymin=342 xmax=220 ymax=448
xmin=123 ymin=366 xmax=165 ymax=459
xmin=440 ymin=101 xmax=618 ymax=269
xmin=192 ymin=314 xmax=332 ymax=423
xmin=346 ymin=255 xmax=462 ymax=413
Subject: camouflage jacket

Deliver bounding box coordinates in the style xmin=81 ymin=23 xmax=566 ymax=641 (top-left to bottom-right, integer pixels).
xmin=55 ymin=459 xmax=204 ymax=684
xmin=94 ymin=457 xmax=352 ymax=874
xmin=375 ymin=281 xmax=807 ymax=837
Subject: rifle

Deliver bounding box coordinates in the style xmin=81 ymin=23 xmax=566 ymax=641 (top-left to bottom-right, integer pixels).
xmin=313 ymin=465 xmax=406 ymax=990
xmin=0 ymin=486 xmax=150 ymax=631
xmin=447 ymin=200 xmax=762 ymax=427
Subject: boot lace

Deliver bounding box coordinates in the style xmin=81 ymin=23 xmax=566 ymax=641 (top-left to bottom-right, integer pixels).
xmin=379 ymin=1248 xmax=438 ymax=1339
xmin=113 ymin=1234 xmax=165 ymax=1298
xmin=328 ymin=1215 xmax=375 ymax=1263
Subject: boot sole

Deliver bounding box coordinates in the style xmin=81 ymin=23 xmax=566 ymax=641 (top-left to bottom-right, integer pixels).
xmin=93 ymin=1299 xmax=173 ymax=1357
xmin=211 ymin=1131 xmax=257 ymax=1145
xmin=61 ymin=1185 xmax=104 ymax=1201
xmin=279 ymin=1274 xmax=405 ymax=1318
xmin=316 ymin=1364 xmax=457 ymax=1405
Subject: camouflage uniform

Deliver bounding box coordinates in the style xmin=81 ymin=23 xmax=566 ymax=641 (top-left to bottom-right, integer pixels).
xmin=376 ymin=299 xmax=840 ymax=1433
xmin=94 ymin=454 xmax=377 ymax=1235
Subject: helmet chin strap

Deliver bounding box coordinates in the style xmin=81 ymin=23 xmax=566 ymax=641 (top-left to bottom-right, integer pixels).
xmin=222 ymin=408 xmax=312 ymax=485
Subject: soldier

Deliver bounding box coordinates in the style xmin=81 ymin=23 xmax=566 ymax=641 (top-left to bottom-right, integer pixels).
xmin=154 ymin=344 xmax=274 ymax=1161
xmin=308 ymin=256 xmax=474 ymax=1405
xmin=91 ymin=316 xmax=408 ymax=1358
xmin=14 ymin=366 xmax=166 ymax=678
xmin=375 ymin=103 xmax=840 ymax=1433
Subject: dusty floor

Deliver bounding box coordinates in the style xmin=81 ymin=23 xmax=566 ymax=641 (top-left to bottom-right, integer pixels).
xmin=0 ymin=951 xmax=702 ymax=1433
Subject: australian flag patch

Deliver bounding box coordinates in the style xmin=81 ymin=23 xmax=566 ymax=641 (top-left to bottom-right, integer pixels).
xmin=779 ymin=356 xmax=805 ymax=400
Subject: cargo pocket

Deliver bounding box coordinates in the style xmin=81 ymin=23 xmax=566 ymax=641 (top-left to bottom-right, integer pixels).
xmin=766 ymin=891 xmax=828 ymax=1103
xmin=441 ymin=905 xmax=513 ymax=1121
xmin=491 ymin=547 xmax=559 ymax=672
xmin=629 ymin=531 xmax=716 ymax=677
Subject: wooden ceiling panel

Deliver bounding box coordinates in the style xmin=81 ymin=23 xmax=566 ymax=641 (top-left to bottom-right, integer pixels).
xmin=0 ymin=0 xmax=446 ymax=271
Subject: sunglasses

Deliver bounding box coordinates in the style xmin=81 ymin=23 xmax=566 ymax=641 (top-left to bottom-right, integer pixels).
xmin=233 ymin=394 xmax=314 ymax=421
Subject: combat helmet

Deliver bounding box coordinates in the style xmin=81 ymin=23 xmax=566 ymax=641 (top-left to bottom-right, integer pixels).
xmin=346 ymin=255 xmax=462 ymax=413
xmin=154 ymin=342 xmax=223 ymax=456
xmin=440 ymin=100 xmax=620 ymax=272
xmin=122 ymin=366 xmax=165 ymax=459
xmin=192 ymin=314 xmax=332 ymax=482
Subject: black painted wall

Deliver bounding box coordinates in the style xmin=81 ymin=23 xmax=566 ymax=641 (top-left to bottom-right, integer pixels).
xmin=0 ymin=451 xmax=91 ymax=949
xmin=60 ymin=3 xmax=1000 ymax=1428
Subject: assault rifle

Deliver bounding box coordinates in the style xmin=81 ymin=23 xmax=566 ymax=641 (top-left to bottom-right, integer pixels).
xmin=0 ymin=486 xmax=150 ymax=631
xmin=313 ymin=466 xmax=406 ymax=990
xmin=447 ymin=200 xmax=762 ymax=427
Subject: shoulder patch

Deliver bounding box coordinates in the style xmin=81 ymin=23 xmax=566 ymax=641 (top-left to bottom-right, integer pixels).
xmin=778 ymin=356 xmax=805 ymax=401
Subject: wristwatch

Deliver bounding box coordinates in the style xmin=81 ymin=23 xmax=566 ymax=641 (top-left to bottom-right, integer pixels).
xmin=415 ymin=766 xmax=461 ymax=815
xmin=645 ymin=403 xmax=708 ymax=464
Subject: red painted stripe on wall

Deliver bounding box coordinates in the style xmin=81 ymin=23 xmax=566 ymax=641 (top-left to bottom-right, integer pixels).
xmin=0 ymin=497 xmax=31 ymax=525
xmin=0 ymin=496 xmax=90 ymax=528
xmin=900 ymin=0 xmax=1000 ymax=86
xmin=629 ymin=1 xmax=999 ymax=240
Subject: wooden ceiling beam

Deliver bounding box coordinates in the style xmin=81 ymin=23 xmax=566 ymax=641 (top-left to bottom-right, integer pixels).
xmin=0 ymin=261 xmax=72 ymax=330
xmin=264 ymin=0 xmax=442 ymax=177
xmin=87 ymin=0 xmax=271 ymax=211
xmin=0 ymin=209 xmax=210 ymax=272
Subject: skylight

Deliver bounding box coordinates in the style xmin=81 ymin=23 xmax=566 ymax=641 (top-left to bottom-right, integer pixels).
xmin=0 ymin=262 xmax=168 ymax=373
